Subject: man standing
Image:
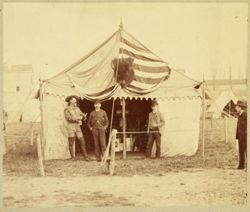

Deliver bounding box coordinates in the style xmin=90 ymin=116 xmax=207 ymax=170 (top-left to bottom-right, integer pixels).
xmin=64 ymin=95 xmax=89 ymax=161
xmin=235 ymin=100 xmax=247 ymax=169
xmin=146 ymin=100 xmax=165 ymax=158
xmin=87 ymin=100 xmax=109 ymax=162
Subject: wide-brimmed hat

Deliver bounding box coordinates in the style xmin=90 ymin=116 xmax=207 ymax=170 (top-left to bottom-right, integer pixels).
xmin=236 ymin=100 xmax=247 ymax=108
xmin=65 ymin=95 xmax=79 ymax=102
xmin=94 ymin=99 xmax=101 ymax=105
xmin=151 ymin=100 xmax=158 ymax=107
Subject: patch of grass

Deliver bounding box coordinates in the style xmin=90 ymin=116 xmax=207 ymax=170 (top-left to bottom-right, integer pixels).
xmin=3 ymin=120 xmax=239 ymax=177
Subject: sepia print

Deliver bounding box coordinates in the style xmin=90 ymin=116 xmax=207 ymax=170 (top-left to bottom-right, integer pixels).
xmin=1 ymin=2 xmax=248 ymax=209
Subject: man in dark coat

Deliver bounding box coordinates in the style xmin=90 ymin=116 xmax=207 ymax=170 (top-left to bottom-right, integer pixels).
xmin=87 ymin=100 xmax=109 ymax=162
xmin=235 ymin=100 xmax=247 ymax=169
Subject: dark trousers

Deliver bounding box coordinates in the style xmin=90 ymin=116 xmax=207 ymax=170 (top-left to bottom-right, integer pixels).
xmin=92 ymin=128 xmax=106 ymax=160
xmin=146 ymin=131 xmax=161 ymax=158
xmin=68 ymin=136 xmax=88 ymax=158
xmin=238 ymin=139 xmax=247 ymax=168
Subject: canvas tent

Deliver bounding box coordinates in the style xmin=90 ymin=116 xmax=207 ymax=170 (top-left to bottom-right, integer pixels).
xmin=40 ymin=24 xmax=202 ymax=160
xmin=206 ymin=90 xmax=238 ymax=119
xmin=4 ymin=93 xmax=40 ymax=123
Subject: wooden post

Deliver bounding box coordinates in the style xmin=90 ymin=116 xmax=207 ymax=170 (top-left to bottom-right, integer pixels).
xmin=36 ymin=135 xmax=45 ymax=176
xmin=30 ymin=122 xmax=34 ymax=146
xmin=229 ymin=65 xmax=232 ymax=116
xmin=224 ymin=116 xmax=228 ymax=143
xmin=39 ymin=79 xmax=45 ymax=159
xmin=73 ymin=142 xmax=75 ymax=157
xmin=122 ymin=98 xmax=126 ymax=159
xmin=109 ymin=129 xmax=117 ymax=175
xmin=202 ymin=76 xmax=206 ymax=159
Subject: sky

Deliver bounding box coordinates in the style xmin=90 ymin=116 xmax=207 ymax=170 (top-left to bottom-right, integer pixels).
xmin=3 ymin=2 xmax=248 ymax=81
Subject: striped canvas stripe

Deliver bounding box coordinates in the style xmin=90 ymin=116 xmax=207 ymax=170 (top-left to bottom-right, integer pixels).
xmin=119 ymin=48 xmax=163 ymax=63
xmin=134 ymin=75 xmax=163 ymax=84
xmin=121 ymin=37 xmax=150 ymax=52
xmin=118 ymin=54 xmax=168 ymax=67
xmin=134 ymin=69 xmax=169 ymax=79
xmin=118 ymin=35 xmax=171 ymax=92
xmin=120 ymin=43 xmax=160 ymax=62
xmin=133 ymin=63 xmax=170 ymax=74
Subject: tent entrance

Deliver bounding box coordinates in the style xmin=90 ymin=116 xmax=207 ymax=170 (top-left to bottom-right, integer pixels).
xmin=75 ymin=98 xmax=152 ymax=155
xmin=113 ymin=98 xmax=152 ymax=153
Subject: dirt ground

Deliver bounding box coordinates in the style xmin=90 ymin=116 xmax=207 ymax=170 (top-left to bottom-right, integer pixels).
xmin=3 ymin=168 xmax=247 ymax=207
xmin=2 ymin=121 xmax=248 ymax=207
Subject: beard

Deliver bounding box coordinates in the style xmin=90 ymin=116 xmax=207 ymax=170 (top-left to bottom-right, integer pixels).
xmin=70 ymin=102 xmax=77 ymax=107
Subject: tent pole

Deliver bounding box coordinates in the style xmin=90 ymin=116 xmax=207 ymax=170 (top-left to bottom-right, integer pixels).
xmin=122 ymin=98 xmax=126 ymax=159
xmin=30 ymin=122 xmax=34 ymax=146
xmin=36 ymin=134 xmax=45 ymax=176
xmin=202 ymin=76 xmax=206 ymax=160
xmin=39 ymin=79 xmax=45 ymax=160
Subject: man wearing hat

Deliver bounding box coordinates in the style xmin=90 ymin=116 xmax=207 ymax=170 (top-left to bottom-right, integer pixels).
xmin=146 ymin=100 xmax=165 ymax=158
xmin=64 ymin=95 xmax=89 ymax=161
xmin=87 ymin=100 xmax=109 ymax=162
xmin=235 ymin=100 xmax=247 ymax=169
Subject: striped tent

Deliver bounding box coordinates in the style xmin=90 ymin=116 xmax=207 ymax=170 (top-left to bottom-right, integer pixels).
xmin=44 ymin=26 xmax=173 ymax=99
xmin=41 ymin=25 xmax=202 ymax=160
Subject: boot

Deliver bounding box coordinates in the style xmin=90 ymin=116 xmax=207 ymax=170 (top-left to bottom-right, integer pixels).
xmin=68 ymin=137 xmax=75 ymax=159
xmin=79 ymin=137 xmax=90 ymax=161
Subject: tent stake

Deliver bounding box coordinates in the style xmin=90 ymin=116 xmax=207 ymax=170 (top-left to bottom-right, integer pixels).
xmin=122 ymin=98 xmax=126 ymax=159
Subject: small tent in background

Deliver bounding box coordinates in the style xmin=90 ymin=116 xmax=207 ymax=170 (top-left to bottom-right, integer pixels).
xmin=4 ymin=89 xmax=40 ymax=123
xmin=39 ymin=24 xmax=202 ymax=160
xmin=3 ymin=64 xmax=40 ymax=123
xmin=206 ymin=90 xmax=238 ymax=119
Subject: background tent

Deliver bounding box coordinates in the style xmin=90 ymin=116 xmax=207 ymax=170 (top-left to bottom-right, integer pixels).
xmin=3 ymin=64 xmax=40 ymax=123
xmin=206 ymin=90 xmax=238 ymax=119
xmin=40 ymin=25 xmax=202 ymax=160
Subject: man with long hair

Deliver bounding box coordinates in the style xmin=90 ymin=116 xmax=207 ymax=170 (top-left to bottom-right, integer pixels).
xmin=64 ymin=95 xmax=89 ymax=161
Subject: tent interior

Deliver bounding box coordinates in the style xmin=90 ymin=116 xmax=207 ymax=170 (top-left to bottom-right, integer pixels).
xmin=223 ymin=100 xmax=237 ymax=117
xmin=75 ymin=98 xmax=152 ymax=155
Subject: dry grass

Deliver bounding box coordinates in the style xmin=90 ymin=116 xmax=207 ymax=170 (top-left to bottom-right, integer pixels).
xmin=3 ymin=119 xmax=239 ymax=177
